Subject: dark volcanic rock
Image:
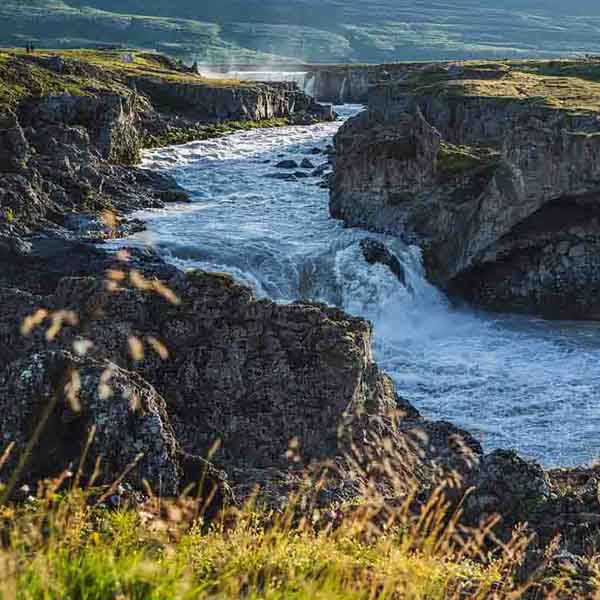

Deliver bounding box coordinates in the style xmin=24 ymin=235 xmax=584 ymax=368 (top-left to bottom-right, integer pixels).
xmin=0 ymin=350 xmax=229 ymax=509
xmin=465 ymin=449 xmax=551 ymax=527
xmin=48 ymin=270 xmax=403 ymax=471
xmin=330 ymin=67 xmax=600 ymax=319
xmin=360 ymin=238 xmax=405 ymax=284
xmin=275 ymin=159 xmax=299 ymax=169
xmin=300 ymin=158 xmax=315 ymax=169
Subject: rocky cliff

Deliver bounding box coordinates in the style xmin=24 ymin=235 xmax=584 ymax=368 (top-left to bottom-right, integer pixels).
xmin=307 ymin=63 xmax=414 ymax=103
xmin=0 ymin=49 xmax=332 ymax=240
xmin=331 ymin=60 xmax=600 ymax=319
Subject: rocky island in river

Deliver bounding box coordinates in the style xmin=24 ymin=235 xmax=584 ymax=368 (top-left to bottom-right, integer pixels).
xmin=1 ymin=48 xmax=600 ymax=597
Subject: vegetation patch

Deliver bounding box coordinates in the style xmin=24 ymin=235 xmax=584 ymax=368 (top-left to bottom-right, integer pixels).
xmin=0 ymin=479 xmax=540 ymax=599
xmin=0 ymin=48 xmax=245 ymax=113
xmin=436 ymin=142 xmax=498 ymax=179
xmin=435 ymin=142 xmax=500 ymax=204
xmin=143 ymin=117 xmax=292 ymax=149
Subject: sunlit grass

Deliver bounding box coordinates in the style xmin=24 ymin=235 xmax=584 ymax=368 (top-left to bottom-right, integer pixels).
xmin=0 ymin=480 xmax=531 ymax=600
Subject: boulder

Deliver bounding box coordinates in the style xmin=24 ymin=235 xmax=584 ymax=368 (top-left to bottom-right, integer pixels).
xmin=360 ymin=238 xmax=405 ymax=284
xmin=47 ymin=271 xmax=402 ymax=472
xmin=300 ymin=158 xmax=315 ymax=169
xmin=465 ymin=449 xmax=551 ymax=527
xmin=0 ymin=351 xmax=230 ymax=508
xmin=275 ymin=159 xmax=299 ymax=169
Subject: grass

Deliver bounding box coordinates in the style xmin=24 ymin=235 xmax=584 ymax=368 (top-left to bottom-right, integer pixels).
xmin=0 ymin=48 xmax=246 ymax=115
xmin=406 ymin=59 xmax=600 ymax=115
xmin=0 ymin=478 xmax=533 ymax=599
xmin=142 ymin=117 xmax=292 ymax=149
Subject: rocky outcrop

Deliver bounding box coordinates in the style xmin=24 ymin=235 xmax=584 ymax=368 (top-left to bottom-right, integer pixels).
xmin=330 ymin=61 xmax=600 ymax=319
xmin=306 ymin=64 xmax=415 ymax=103
xmin=0 ymin=251 xmax=481 ymax=505
xmin=134 ymin=77 xmax=327 ymax=122
xmin=0 ymin=349 xmax=230 ymax=508
xmin=360 ymin=238 xmax=405 ymax=284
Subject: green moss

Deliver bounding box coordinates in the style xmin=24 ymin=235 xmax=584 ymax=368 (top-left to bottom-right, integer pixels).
xmin=437 ymin=142 xmax=498 ymax=177
xmin=399 ymin=59 xmax=600 ymax=117
xmin=3 ymin=207 xmax=15 ymax=223
xmin=437 ymin=143 xmax=485 ymax=177
xmin=143 ymin=117 xmax=291 ymax=149
xmin=435 ymin=142 xmax=499 ymax=204
xmin=0 ymin=48 xmax=247 ymax=113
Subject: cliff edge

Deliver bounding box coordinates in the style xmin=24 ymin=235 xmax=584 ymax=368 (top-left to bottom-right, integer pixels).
xmin=331 ymin=59 xmax=600 ymax=319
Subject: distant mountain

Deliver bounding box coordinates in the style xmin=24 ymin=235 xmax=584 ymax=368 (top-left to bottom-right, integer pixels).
xmin=3 ymin=0 xmax=600 ymax=63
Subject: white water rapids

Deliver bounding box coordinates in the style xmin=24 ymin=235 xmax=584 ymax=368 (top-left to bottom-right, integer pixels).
xmin=119 ymin=105 xmax=600 ymax=467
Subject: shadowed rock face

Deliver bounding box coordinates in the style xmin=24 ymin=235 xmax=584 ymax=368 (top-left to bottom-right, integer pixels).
xmin=0 ymin=253 xmax=481 ymax=502
xmin=133 ymin=77 xmax=323 ymax=122
xmin=0 ymin=351 xmax=182 ymax=495
xmin=330 ymin=64 xmax=600 ymax=319
xmin=12 ymin=270 xmax=409 ymax=470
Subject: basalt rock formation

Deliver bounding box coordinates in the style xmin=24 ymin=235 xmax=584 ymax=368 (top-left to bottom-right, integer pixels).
xmin=331 ymin=59 xmax=600 ymax=319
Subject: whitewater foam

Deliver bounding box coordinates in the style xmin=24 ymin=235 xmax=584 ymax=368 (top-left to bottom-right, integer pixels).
xmin=114 ymin=105 xmax=600 ymax=467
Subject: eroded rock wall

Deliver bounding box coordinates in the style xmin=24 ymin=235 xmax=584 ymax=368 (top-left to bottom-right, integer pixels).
xmin=330 ymin=70 xmax=600 ymax=319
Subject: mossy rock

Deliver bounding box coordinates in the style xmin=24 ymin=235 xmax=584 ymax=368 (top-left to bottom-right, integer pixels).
xmin=435 ymin=142 xmax=500 ymax=205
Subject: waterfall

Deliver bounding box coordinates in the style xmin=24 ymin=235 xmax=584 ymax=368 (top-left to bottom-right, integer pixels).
xmin=200 ymin=70 xmax=312 ymax=92
xmin=339 ymin=75 xmax=349 ymax=103
xmin=303 ymin=72 xmax=316 ymax=98
xmin=123 ymin=104 xmax=600 ymax=467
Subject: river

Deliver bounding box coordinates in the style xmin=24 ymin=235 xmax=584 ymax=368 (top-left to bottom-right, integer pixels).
xmin=119 ymin=105 xmax=600 ymax=467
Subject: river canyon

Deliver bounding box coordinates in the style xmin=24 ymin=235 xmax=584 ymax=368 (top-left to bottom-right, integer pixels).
xmin=111 ymin=104 xmax=600 ymax=468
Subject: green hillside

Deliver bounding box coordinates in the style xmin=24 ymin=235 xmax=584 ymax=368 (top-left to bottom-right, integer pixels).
xmin=0 ymin=1 xmax=283 ymax=63
xmin=3 ymin=0 xmax=600 ymax=63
